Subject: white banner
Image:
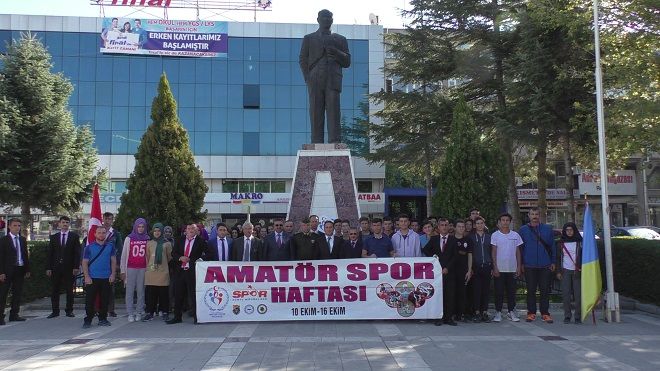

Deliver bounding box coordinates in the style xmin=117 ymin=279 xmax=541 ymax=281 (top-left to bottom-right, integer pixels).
xmin=578 ymin=170 xmax=637 ymax=195
xmin=196 ymin=258 xmax=443 ymax=322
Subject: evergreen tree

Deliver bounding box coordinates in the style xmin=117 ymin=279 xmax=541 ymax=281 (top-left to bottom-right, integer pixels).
xmin=114 ymin=74 xmax=208 ymax=235
xmin=0 ymin=33 xmax=101 ymax=232
xmin=432 ymin=98 xmax=507 ymax=226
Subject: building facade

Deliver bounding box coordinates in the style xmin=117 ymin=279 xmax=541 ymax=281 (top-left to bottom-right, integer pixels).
xmin=0 ymin=14 xmax=387 ymax=228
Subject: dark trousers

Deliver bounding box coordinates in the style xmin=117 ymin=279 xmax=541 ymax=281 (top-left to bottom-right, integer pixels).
xmin=0 ymin=266 xmax=25 ymax=318
xmin=85 ymin=278 xmax=110 ymax=323
xmin=441 ymin=273 xmax=455 ymax=321
xmin=472 ymin=264 xmax=492 ymax=313
xmin=494 ymin=272 xmax=516 ymax=312
xmin=51 ymin=268 xmax=75 ymax=314
xmin=146 ymin=285 xmax=169 ymax=314
xmin=525 ymin=267 xmax=552 ymax=315
xmin=173 ymin=269 xmax=196 ymax=320
xmin=308 ymin=81 xmax=341 ymax=143
xmin=454 ymin=259 xmax=468 ymax=317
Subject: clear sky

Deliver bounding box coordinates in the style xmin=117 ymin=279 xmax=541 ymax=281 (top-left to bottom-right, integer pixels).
xmin=2 ymin=0 xmax=411 ymax=28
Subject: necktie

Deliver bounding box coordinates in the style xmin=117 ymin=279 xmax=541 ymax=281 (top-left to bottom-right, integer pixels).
xmin=351 ymin=241 xmax=356 ymax=249
xmin=243 ymin=239 xmax=250 ymax=261
xmin=441 ymin=236 xmax=446 ymax=253
xmin=14 ymin=236 xmax=22 ymax=265
xmin=220 ymin=239 xmax=226 ymax=261
xmin=61 ymin=232 xmax=66 ymax=247
xmin=182 ymin=238 xmax=192 ymax=269
xmin=327 ymin=236 xmax=332 ymax=253
xmin=276 ymin=234 xmax=282 ymax=248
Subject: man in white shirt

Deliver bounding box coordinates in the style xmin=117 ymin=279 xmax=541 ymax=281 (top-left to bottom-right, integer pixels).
xmin=490 ymin=213 xmax=522 ymax=323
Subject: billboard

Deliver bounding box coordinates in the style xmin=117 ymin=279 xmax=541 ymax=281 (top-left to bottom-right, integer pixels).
xmin=100 ymin=18 xmax=228 ymax=57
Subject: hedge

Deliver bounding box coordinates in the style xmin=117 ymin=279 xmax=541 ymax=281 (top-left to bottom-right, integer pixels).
xmin=598 ymin=238 xmax=660 ymax=306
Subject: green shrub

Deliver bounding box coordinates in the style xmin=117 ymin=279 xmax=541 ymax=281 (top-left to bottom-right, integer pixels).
xmin=598 ymin=239 xmax=660 ymax=306
xmin=23 ymin=241 xmax=51 ymax=304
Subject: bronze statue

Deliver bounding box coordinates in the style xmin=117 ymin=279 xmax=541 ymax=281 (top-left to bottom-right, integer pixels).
xmin=299 ymin=9 xmax=351 ymax=144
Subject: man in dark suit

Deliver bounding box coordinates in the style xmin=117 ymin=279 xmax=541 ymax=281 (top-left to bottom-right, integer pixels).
xmin=46 ymin=216 xmax=81 ymax=318
xmin=0 ymin=218 xmax=31 ymax=325
xmin=339 ymin=227 xmax=363 ymax=259
xmin=299 ymin=9 xmax=351 ymax=143
xmin=231 ymin=222 xmax=263 ymax=262
xmin=204 ymin=222 xmax=232 ymax=262
xmin=166 ymin=224 xmax=208 ymax=324
xmin=321 ymin=220 xmax=342 ymax=259
xmin=423 ymin=218 xmax=457 ymax=326
xmin=263 ymin=218 xmax=292 ymax=261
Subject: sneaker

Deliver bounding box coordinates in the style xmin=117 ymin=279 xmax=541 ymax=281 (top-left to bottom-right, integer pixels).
xmin=493 ymin=311 xmax=502 ymax=322
xmin=507 ymin=311 xmax=520 ymax=322
xmin=564 ymin=317 xmax=571 ymax=324
xmin=142 ymin=314 xmax=154 ymax=322
xmin=481 ymin=312 xmax=491 ymax=323
xmin=128 ymin=314 xmax=135 ymax=322
xmin=526 ymin=313 xmax=536 ymax=322
xmin=98 ymin=319 xmax=112 ymax=326
xmin=542 ymin=314 xmax=554 ymax=324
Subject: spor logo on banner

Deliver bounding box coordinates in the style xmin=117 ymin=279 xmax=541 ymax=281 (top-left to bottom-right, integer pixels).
xmin=204 ymin=286 xmax=229 ymax=313
xmin=376 ymin=281 xmax=435 ymax=317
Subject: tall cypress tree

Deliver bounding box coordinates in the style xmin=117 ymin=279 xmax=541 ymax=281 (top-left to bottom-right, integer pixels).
xmin=432 ymin=98 xmax=507 ymax=226
xmin=114 ymin=74 xmax=208 ymax=235
xmin=0 ymin=33 xmax=101 ymax=232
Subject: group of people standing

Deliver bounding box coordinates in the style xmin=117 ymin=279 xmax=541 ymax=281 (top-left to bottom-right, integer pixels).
xmin=0 ymin=207 xmax=583 ymax=329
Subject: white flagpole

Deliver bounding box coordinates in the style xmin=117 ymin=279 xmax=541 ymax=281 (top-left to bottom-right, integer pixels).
xmin=592 ymin=0 xmax=619 ymax=322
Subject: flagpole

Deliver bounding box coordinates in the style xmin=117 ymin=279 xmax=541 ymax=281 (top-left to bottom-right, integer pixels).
xmin=592 ymin=0 xmax=619 ymax=323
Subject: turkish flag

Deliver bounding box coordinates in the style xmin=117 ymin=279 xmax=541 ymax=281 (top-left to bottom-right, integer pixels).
xmin=87 ymin=183 xmax=102 ymax=246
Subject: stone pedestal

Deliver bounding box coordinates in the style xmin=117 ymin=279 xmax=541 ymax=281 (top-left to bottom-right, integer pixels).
xmin=287 ymin=144 xmax=361 ymax=224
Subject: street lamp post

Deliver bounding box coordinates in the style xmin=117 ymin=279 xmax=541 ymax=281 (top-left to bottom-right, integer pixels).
xmin=592 ymin=0 xmax=620 ymax=322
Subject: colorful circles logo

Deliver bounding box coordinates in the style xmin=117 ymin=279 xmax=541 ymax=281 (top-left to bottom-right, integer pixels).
xmin=376 ymin=281 xmax=435 ymax=317
xmin=204 ymin=286 xmax=229 ymax=312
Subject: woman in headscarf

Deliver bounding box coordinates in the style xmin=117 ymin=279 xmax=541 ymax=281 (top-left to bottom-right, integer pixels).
xmin=120 ymin=218 xmax=150 ymax=322
xmin=143 ymin=223 xmax=173 ymax=321
xmin=557 ymin=222 xmax=583 ymax=324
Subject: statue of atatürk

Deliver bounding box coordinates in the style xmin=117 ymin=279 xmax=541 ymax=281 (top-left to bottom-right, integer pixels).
xmin=299 ymin=9 xmax=351 ymax=144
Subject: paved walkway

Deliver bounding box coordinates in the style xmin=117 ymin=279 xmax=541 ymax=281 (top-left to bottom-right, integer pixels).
xmin=1 ymin=307 xmax=659 ymax=370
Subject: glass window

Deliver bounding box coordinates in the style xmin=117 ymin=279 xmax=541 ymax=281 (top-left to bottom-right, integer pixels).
xmin=112 ymin=82 xmax=129 ymax=106
xmin=340 ymin=87 xmax=354 ymax=109
xmin=275 ymin=38 xmax=291 ymax=61
xmin=78 ymin=82 xmax=96 ymax=105
xmin=111 ymin=130 xmax=129 ymax=154
xmin=291 ymin=132 xmax=308 ymax=153
xmin=113 ymin=58 xmax=130 ymax=82
xmin=254 ymin=181 xmax=270 ymax=193
xmin=259 ymin=62 xmax=276 ymax=85
xmin=145 ymin=82 xmax=158 ymax=106
xmin=178 ymin=84 xmax=195 ymax=108
xmin=244 ymin=61 xmax=259 ymax=84
xmin=260 ymin=38 xmax=276 ymax=61
xmin=211 ymin=60 xmax=227 ymax=84
xmin=129 ymin=58 xmax=146 ymax=82
xmin=79 ymin=33 xmax=97 ymax=55
xmin=77 ymin=106 xmax=95 ymax=126
xmin=0 ymin=31 xmax=9 ymax=53
xmin=228 ymin=61 xmax=244 ymax=84
xmin=228 ymin=38 xmax=244 ymax=61
xmin=228 ymin=109 xmax=243 ymax=129
xmin=95 ymin=106 xmax=112 ymax=130
xmin=260 ymin=109 xmax=275 ymax=132
xmin=195 ymin=83 xmax=212 ymax=107
xmin=226 ymin=132 xmax=243 ymax=155
xmin=353 ymin=40 xmax=369 ymax=63
xmin=211 ymin=108 xmax=228 ymax=131
xmin=243 ymin=132 xmax=259 ymax=155
xmin=244 ymin=38 xmax=259 ymax=61
xmin=62 ymin=56 xmax=80 ymax=81
xmin=357 ymin=181 xmax=373 ymax=193
xmin=194 ymin=131 xmax=211 ymax=155
xmin=195 ymin=108 xmax=211 ymax=131
xmin=291 ymin=109 xmax=308 ymax=132
xmin=179 ymin=58 xmax=196 ymax=82
xmin=69 ymin=90 xmax=78 ymax=109
xmin=223 ymin=180 xmax=238 ymax=193
xmin=228 ymin=84 xmax=243 ymax=108
xmin=162 ymin=59 xmax=179 ymax=82
xmin=289 ymin=39 xmax=302 ymax=61
xmin=244 ymin=110 xmax=259 ymax=132
xmin=259 ymin=132 xmax=275 ymax=155
xmin=275 ymin=62 xmax=291 ymax=84
xmin=51 ymin=56 xmax=63 ymax=73
xmin=145 ymin=58 xmax=163 ymax=83
xmin=109 ymin=181 xmax=127 ymax=193
xmin=275 ymin=109 xmax=291 ymax=132
xmin=179 ymin=108 xmax=195 ymax=133
xmin=94 ymin=130 xmax=111 ymax=154
xmin=212 ymin=84 xmax=228 ymax=108
xmin=96 ymin=82 xmax=113 ymax=106
xmin=243 ymin=84 xmax=260 ymax=108
xmin=128 ymin=131 xmax=142 ymax=154
xmin=94 ymin=56 xmax=112 ymax=82
xmin=271 ymin=181 xmax=285 ymax=193
xmin=275 ymin=132 xmax=291 ymax=155
xmin=260 ymin=84 xmax=276 ymax=109
xmin=129 ymin=82 xmax=146 ymax=107
xmin=210 ymin=131 xmax=227 ymax=155
xmin=196 ymin=59 xmax=212 ymax=83
xmin=62 ymin=32 xmax=79 ymax=56
xmin=129 ymin=106 xmax=145 ymax=131
xmin=275 ymin=85 xmax=291 ymax=108
xmin=239 ymin=181 xmax=254 ymax=193
xmin=291 ymin=86 xmax=307 ymax=109
xmin=79 ymin=57 xmax=97 ymax=82
xmin=112 ymin=106 xmax=129 ymax=130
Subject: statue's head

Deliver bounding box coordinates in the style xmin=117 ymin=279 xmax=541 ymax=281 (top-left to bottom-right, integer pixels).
xmin=317 ymin=9 xmax=333 ymax=30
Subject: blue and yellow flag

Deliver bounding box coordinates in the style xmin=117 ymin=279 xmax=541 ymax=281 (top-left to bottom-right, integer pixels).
xmin=581 ymin=203 xmax=602 ymax=321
